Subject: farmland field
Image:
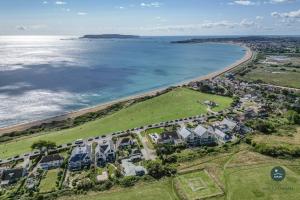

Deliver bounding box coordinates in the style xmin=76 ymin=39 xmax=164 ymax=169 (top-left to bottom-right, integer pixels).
xmin=0 ymin=88 xmax=232 ymax=158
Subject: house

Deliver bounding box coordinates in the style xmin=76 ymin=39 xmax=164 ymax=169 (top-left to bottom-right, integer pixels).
xmin=1 ymin=168 xmax=26 ymax=186
xmin=213 ymin=129 xmax=233 ymax=144
xmin=38 ymin=154 xmax=64 ymax=170
xmin=204 ymin=100 xmax=218 ymax=107
xmin=158 ymin=131 xmax=181 ymax=145
xmin=177 ymin=125 xmax=215 ymax=146
xmin=214 ymin=118 xmax=237 ymax=134
xmin=121 ymin=159 xmax=147 ymax=176
xmin=117 ymin=137 xmax=134 ymax=149
xmin=149 ymin=131 xmax=181 ymax=145
xmin=95 ymin=140 xmax=116 ymax=167
xmin=68 ymin=144 xmax=92 ymax=171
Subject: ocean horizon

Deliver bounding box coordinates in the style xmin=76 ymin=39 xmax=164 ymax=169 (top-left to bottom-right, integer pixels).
xmin=0 ymin=36 xmax=246 ymax=128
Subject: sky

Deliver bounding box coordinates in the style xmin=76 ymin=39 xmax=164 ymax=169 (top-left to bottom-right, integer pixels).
xmin=0 ymin=0 xmax=299 ymax=36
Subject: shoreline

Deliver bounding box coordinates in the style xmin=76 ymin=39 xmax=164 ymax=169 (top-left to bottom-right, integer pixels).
xmin=0 ymin=44 xmax=253 ymax=135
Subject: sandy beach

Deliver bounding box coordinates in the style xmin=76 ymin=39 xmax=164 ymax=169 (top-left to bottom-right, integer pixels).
xmin=0 ymin=44 xmax=253 ymax=135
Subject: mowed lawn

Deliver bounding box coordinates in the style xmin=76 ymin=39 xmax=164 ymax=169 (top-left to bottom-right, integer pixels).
xmin=176 ymin=170 xmax=223 ymax=200
xmin=225 ymin=165 xmax=300 ymax=200
xmin=39 ymin=169 xmax=59 ymax=193
xmin=59 ymin=179 xmax=179 ymax=200
xmin=0 ymin=88 xmax=232 ymax=158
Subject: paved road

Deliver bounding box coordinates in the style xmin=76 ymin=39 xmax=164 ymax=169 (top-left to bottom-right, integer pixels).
xmin=0 ymin=115 xmax=208 ymax=164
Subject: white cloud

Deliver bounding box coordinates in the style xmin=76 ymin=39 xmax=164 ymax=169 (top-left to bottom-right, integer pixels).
xmin=256 ymin=16 xmax=264 ymax=20
xmin=43 ymin=1 xmax=48 ymax=4
xmin=271 ymin=9 xmax=300 ymax=24
xmin=271 ymin=9 xmax=300 ymax=18
xmin=269 ymin=0 xmax=295 ymax=4
xmin=77 ymin=12 xmax=87 ymax=16
xmin=55 ymin=1 xmax=67 ymax=5
xmin=229 ymin=0 xmax=257 ymax=5
xmin=140 ymin=2 xmax=163 ymax=8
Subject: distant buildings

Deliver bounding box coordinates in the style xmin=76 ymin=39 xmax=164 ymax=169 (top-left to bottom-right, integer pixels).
xmin=68 ymin=144 xmax=92 ymax=171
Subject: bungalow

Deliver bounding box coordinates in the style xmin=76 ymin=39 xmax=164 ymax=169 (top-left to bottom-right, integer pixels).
xmin=68 ymin=144 xmax=92 ymax=171
xmin=1 ymin=168 xmax=26 ymax=186
xmin=95 ymin=140 xmax=116 ymax=167
xmin=177 ymin=125 xmax=215 ymax=146
xmin=38 ymin=154 xmax=64 ymax=170
xmin=121 ymin=159 xmax=147 ymax=176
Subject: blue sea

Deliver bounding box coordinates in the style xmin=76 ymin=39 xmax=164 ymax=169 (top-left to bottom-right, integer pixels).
xmin=0 ymin=36 xmax=245 ymax=127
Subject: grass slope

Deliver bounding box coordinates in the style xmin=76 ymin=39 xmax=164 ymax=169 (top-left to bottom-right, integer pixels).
xmin=0 ymin=88 xmax=232 ymax=158
xmin=59 ymin=179 xmax=179 ymax=200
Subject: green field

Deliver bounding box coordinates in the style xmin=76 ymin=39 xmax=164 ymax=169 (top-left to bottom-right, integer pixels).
xmin=243 ymin=67 xmax=300 ymax=88
xmin=39 ymin=169 xmax=58 ymax=193
xmin=59 ymin=179 xmax=179 ymax=200
xmin=225 ymin=165 xmax=300 ymax=200
xmin=176 ymin=170 xmax=223 ymax=200
xmin=238 ymin=54 xmax=300 ymax=89
xmin=177 ymin=148 xmax=300 ymax=200
xmin=0 ymin=88 xmax=232 ymax=158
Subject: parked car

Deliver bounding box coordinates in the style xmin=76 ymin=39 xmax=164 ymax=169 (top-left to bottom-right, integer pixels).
xmin=75 ymin=139 xmax=84 ymax=145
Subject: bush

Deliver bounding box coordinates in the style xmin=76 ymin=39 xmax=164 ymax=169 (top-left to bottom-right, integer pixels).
xmin=145 ymin=160 xmax=177 ymax=179
xmin=119 ymin=176 xmax=138 ymax=187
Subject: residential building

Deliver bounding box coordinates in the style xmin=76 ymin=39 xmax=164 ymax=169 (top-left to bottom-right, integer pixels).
xmin=177 ymin=125 xmax=215 ymax=146
xmin=214 ymin=118 xmax=237 ymax=134
xmin=117 ymin=137 xmax=134 ymax=149
xmin=213 ymin=129 xmax=233 ymax=144
xmin=38 ymin=154 xmax=64 ymax=170
xmin=95 ymin=140 xmax=116 ymax=167
xmin=121 ymin=159 xmax=147 ymax=176
xmin=68 ymin=144 xmax=92 ymax=171
xmin=1 ymin=168 xmax=26 ymax=186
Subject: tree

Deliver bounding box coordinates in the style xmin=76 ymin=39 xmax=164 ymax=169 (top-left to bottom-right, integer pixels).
xmin=31 ymin=140 xmax=56 ymax=154
xmin=145 ymin=160 xmax=176 ymax=179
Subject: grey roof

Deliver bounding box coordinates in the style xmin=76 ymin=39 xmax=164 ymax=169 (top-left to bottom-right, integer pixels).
xmin=221 ymin=119 xmax=237 ymax=130
xmin=69 ymin=144 xmax=91 ymax=163
xmin=214 ymin=129 xmax=226 ymax=138
xmin=40 ymin=154 xmax=64 ymax=164
xmin=178 ymin=127 xmax=192 ymax=139
xmin=96 ymin=140 xmax=114 ymax=155
xmin=194 ymin=125 xmax=207 ymax=136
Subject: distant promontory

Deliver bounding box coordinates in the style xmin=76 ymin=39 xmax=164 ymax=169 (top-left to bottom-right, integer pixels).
xmin=80 ymin=34 xmax=140 ymax=39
